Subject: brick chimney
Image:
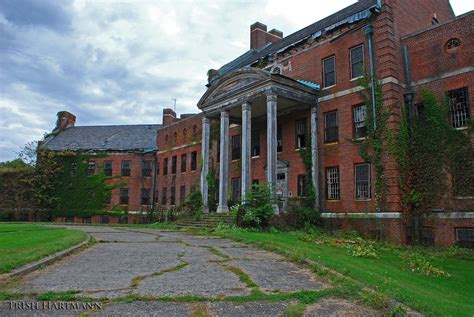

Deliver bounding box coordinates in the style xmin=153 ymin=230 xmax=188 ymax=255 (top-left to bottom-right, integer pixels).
xmin=53 ymin=111 xmax=76 ymax=133
xmin=250 ymin=22 xmax=283 ymax=50
xmin=163 ymin=108 xmax=178 ymax=126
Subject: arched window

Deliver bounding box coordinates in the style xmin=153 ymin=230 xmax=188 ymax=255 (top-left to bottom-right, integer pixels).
xmin=173 ymin=132 xmax=178 ymax=145
xmin=446 ymin=38 xmax=461 ymax=52
xmin=165 ymin=134 xmax=169 ymax=145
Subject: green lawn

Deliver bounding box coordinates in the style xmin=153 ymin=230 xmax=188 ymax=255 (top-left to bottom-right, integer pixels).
xmin=212 ymin=227 xmax=474 ymax=317
xmin=0 ymin=223 xmax=87 ymax=274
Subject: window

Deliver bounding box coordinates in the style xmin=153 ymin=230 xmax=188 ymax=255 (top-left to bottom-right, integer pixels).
xmin=456 ymin=228 xmax=474 ymax=249
xmin=142 ymin=160 xmax=152 ymax=177
xmin=87 ymin=161 xmax=95 ymax=176
xmin=295 ymin=119 xmax=307 ymax=149
xmin=448 ymin=88 xmax=470 ymax=128
xmin=297 ymin=175 xmax=307 ymax=197
xmin=355 ymin=163 xmax=371 ymax=200
xmin=324 ymin=111 xmax=339 ymax=143
xmin=173 ymin=132 xmax=178 ymax=146
xmin=191 ymin=151 xmax=198 ymax=171
xmin=163 ymin=158 xmax=168 ymax=175
xmin=101 ymin=216 xmax=109 ymax=224
xmin=251 ymin=129 xmax=260 ymax=157
xmin=277 ymin=125 xmax=282 ymax=152
xmin=180 ymin=185 xmax=186 ymax=204
xmin=70 ymin=162 xmax=77 ymax=176
xmin=192 ymin=125 xmax=198 ymax=141
xmin=231 ymin=178 xmax=240 ymax=201
xmin=121 ymin=161 xmax=131 ymax=177
xmin=446 ymin=38 xmax=460 ymax=51
xmin=120 ymin=188 xmax=129 ymax=205
xmin=170 ymin=186 xmax=176 ymax=205
xmin=82 ymin=217 xmax=91 ymax=224
xmin=156 ymin=162 xmax=160 ymax=175
xmin=350 ymin=45 xmax=364 ymax=79
xmin=353 ymin=105 xmax=367 ymax=139
xmin=104 ymin=160 xmax=112 ymax=176
xmin=232 ymin=135 xmax=241 ymax=160
xmin=181 ymin=154 xmax=187 ymax=173
xmin=171 ymin=156 xmax=177 ymax=174
xmin=323 ymin=55 xmax=336 ymax=87
xmin=326 ymin=166 xmax=340 ymax=200
xmin=161 ymin=187 xmax=167 ymax=205
xmin=65 ymin=216 xmax=74 ymax=223
xmin=141 ymin=188 xmax=150 ymax=205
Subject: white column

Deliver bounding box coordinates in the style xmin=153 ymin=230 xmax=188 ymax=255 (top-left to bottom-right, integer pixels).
xmin=200 ymin=116 xmax=210 ymax=212
xmin=241 ymin=102 xmax=251 ymax=200
xmin=217 ymin=110 xmax=230 ymax=213
xmin=266 ymin=94 xmax=278 ymax=213
xmin=311 ymin=105 xmax=320 ymax=210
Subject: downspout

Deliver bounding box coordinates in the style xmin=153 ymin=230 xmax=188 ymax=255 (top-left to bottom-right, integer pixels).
xmin=403 ymin=45 xmax=415 ymax=127
xmin=150 ymin=150 xmax=158 ymax=222
xmin=365 ymin=23 xmax=377 ymax=130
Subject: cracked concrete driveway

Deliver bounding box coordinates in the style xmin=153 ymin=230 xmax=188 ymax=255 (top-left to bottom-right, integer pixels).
xmin=1 ymin=226 xmax=382 ymax=316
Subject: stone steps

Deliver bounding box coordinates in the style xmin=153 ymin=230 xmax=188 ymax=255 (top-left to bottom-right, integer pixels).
xmin=175 ymin=213 xmax=234 ymax=228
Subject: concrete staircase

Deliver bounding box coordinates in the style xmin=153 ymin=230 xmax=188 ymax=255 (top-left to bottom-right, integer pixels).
xmin=175 ymin=213 xmax=234 ymax=229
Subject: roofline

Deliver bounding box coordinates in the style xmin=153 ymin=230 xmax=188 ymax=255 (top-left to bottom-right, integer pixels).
xmin=401 ymin=10 xmax=473 ymax=40
xmin=69 ymin=124 xmax=162 ymax=128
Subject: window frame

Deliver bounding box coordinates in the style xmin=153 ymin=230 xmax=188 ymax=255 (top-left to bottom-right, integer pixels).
xmin=277 ymin=125 xmax=282 ymax=152
xmin=87 ymin=161 xmax=95 ymax=176
xmin=121 ymin=160 xmax=131 ymax=177
xmin=352 ymin=104 xmax=368 ymax=139
xmin=350 ymin=44 xmax=364 ymax=80
xmin=323 ymin=55 xmax=336 ymax=88
xmin=180 ymin=185 xmax=186 ymax=204
xmin=447 ymin=87 xmax=470 ymax=129
xmin=251 ymin=129 xmax=260 ymax=157
xmin=191 ymin=151 xmax=198 ymax=171
xmin=104 ymin=160 xmax=113 ymax=176
xmin=324 ymin=110 xmax=339 ymax=143
xmin=141 ymin=188 xmax=150 ymax=205
xmin=119 ymin=188 xmax=129 ymax=205
xmin=142 ymin=160 xmax=152 ymax=177
xmin=161 ymin=187 xmax=167 ymax=205
xmin=231 ymin=177 xmax=241 ymax=202
xmin=295 ymin=118 xmax=307 ymax=149
xmin=171 ymin=156 xmax=177 ymax=174
xmin=231 ymin=134 xmax=241 ymax=160
xmin=180 ymin=154 xmax=187 ymax=173
xmin=326 ymin=166 xmax=340 ymax=201
xmin=163 ymin=158 xmax=168 ymax=175
xmin=297 ymin=175 xmax=307 ymax=197
xmin=354 ymin=163 xmax=371 ymax=200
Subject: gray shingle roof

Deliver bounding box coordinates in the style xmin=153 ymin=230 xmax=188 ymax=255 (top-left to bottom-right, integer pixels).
xmin=43 ymin=124 xmax=161 ymax=152
xmin=218 ymin=0 xmax=378 ymax=77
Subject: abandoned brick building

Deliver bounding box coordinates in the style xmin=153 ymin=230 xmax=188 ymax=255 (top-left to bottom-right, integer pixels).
xmin=45 ymin=0 xmax=473 ymax=246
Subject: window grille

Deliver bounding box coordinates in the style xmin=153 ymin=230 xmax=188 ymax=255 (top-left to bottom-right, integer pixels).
xmin=323 ymin=56 xmax=336 ymax=87
xmin=121 ymin=161 xmax=131 ymax=177
xmin=324 ymin=111 xmax=338 ymax=143
xmin=448 ymin=88 xmax=470 ymax=128
xmin=251 ymin=129 xmax=260 ymax=156
xmin=87 ymin=161 xmax=95 ymax=176
xmin=104 ymin=160 xmax=112 ymax=176
xmin=350 ymin=45 xmax=364 ymax=79
xmin=141 ymin=188 xmax=150 ymax=205
xmin=326 ymin=166 xmax=340 ymax=200
xmin=232 ymin=135 xmax=241 ymax=160
xmin=295 ymin=119 xmax=307 ymax=148
xmin=355 ymin=163 xmax=371 ymax=199
xmin=120 ymin=188 xmax=129 ymax=205
xmin=181 ymin=154 xmax=187 ymax=173
xmin=353 ymin=105 xmax=367 ymax=138
xmin=446 ymin=38 xmax=460 ymax=50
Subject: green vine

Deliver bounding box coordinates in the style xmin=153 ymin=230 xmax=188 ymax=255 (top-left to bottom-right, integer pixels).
xmin=206 ymin=167 xmax=218 ymax=212
xmin=298 ymin=134 xmax=316 ymax=209
xmin=357 ymin=75 xmax=389 ymax=211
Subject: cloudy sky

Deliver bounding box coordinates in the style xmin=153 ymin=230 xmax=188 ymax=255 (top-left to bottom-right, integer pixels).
xmin=0 ymin=0 xmax=471 ymax=162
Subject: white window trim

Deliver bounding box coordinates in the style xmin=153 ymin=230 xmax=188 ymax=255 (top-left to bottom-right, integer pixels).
xmin=323 ymin=55 xmax=336 ymax=88
xmin=350 ymin=44 xmax=365 ymax=80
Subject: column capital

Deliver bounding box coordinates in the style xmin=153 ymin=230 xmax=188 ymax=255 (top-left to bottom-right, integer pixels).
xmin=202 ymin=116 xmax=210 ymax=124
xmin=266 ymin=94 xmax=277 ymax=102
xmin=242 ymin=102 xmax=252 ymax=111
xmin=220 ymin=110 xmax=229 ymax=118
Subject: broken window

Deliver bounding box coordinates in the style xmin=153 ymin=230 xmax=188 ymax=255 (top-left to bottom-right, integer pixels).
xmin=295 ymin=119 xmax=307 ymax=149
xmin=448 ymin=87 xmax=470 ymax=128
xmin=355 ymin=163 xmax=371 ymax=200
xmin=353 ymin=104 xmax=367 ymax=139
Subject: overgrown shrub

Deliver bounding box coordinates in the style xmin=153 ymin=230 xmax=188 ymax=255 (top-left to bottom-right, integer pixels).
xmin=239 ymin=185 xmax=275 ymax=228
xmin=401 ymin=252 xmax=450 ymax=277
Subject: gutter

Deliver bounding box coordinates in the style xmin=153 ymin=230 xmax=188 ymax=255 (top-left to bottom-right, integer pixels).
xmin=365 ymin=22 xmax=377 ymax=129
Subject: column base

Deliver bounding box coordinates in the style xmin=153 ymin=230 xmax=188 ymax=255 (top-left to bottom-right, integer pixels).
xmin=217 ymin=205 xmax=229 ymax=213
xmin=202 ymin=206 xmax=209 ymax=213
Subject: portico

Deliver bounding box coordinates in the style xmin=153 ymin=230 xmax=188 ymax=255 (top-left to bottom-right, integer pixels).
xmin=198 ymin=68 xmax=319 ymax=213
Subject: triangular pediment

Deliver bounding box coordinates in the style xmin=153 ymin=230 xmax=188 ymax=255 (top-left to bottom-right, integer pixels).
xmin=197 ymin=68 xmax=271 ymax=110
